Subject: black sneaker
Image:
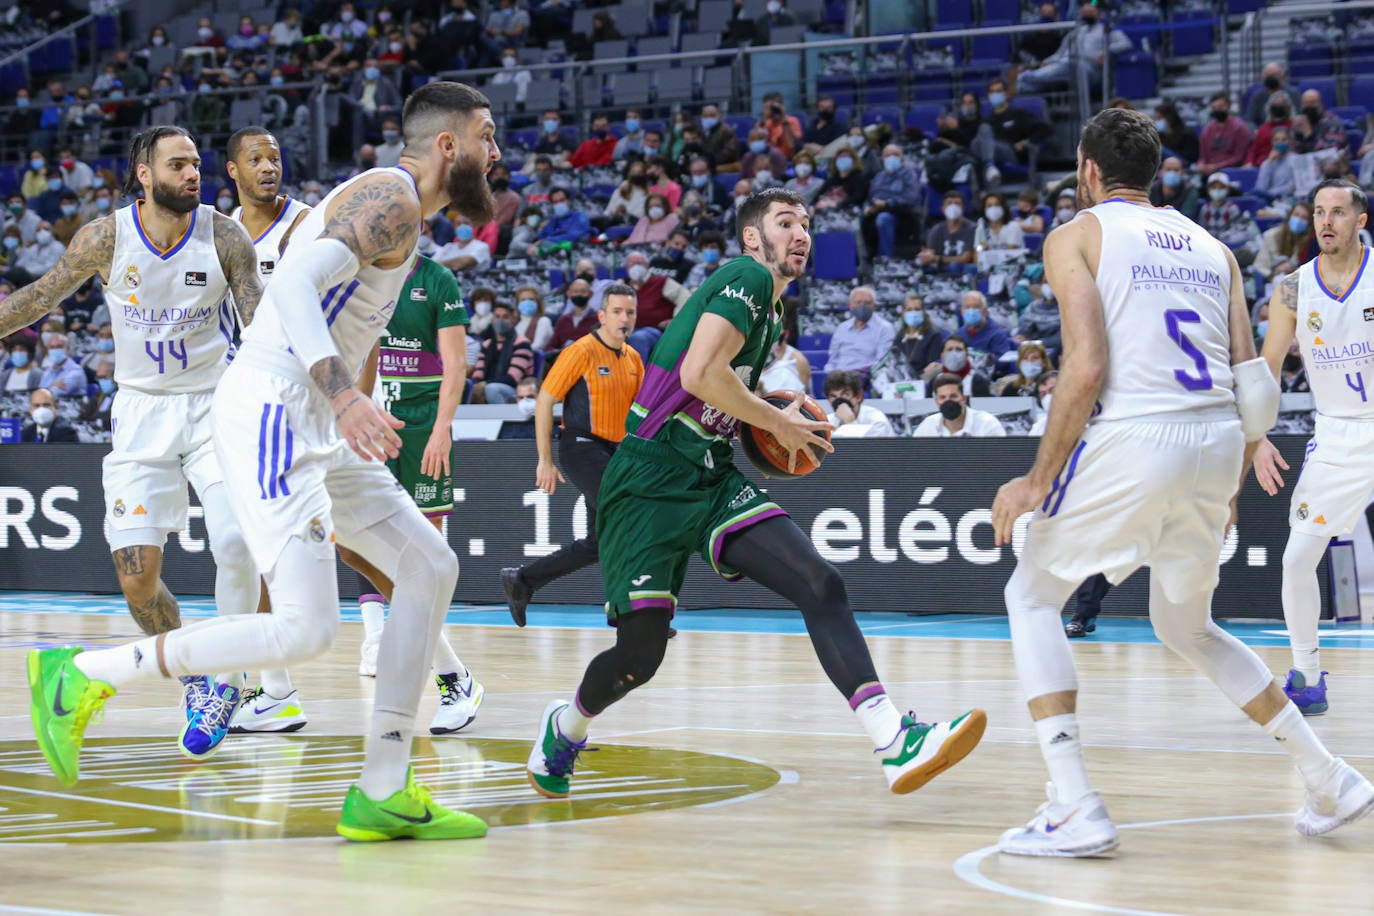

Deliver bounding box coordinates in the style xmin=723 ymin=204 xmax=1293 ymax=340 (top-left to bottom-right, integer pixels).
xmin=1064 ymin=620 xmax=1090 ymax=638
xmin=502 ymin=567 xmax=532 ymax=627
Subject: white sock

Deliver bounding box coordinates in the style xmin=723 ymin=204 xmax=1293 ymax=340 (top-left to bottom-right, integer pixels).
xmin=1035 ymin=714 xmax=1094 ymax=803
xmin=1263 ymin=702 xmax=1337 ymax=786
xmin=853 ymin=692 xmax=905 ymax=753
xmin=1292 ymin=647 xmax=1321 ymax=685
xmin=260 ymin=668 xmax=294 ymax=698
xmin=74 ymin=638 xmax=161 ymax=687
xmin=432 ymin=631 xmax=467 ymax=679
xmin=557 ymin=696 xmax=594 ymax=742
xmin=360 ymin=595 xmax=386 ymax=638
xmin=358 ymin=708 xmax=413 ymax=800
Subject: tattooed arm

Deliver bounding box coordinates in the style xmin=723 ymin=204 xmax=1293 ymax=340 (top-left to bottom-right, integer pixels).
xmin=213 ymin=211 xmax=264 ymax=327
xmin=0 ymin=215 xmax=114 ymax=338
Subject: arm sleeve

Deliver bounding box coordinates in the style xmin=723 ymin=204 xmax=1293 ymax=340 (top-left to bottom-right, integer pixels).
xmin=269 ymin=236 xmax=361 ymax=370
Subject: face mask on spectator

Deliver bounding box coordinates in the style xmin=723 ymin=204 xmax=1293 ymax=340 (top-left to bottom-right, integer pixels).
xmin=552 ymin=201 xmax=571 ymax=218
xmin=36 ymin=229 xmax=52 ymax=245
xmin=47 ymin=348 xmax=66 ymax=364
xmin=1269 ymin=105 xmax=1287 ymax=121
xmin=97 ymin=338 xmax=114 ymax=352
xmin=903 ymin=310 xmax=922 ymax=328
xmin=46 ymin=178 xmax=62 ymax=192
xmin=304 ymin=191 xmax=321 ymax=205
xmin=835 ymin=155 xmax=853 ymax=172
xmin=939 ymin=399 xmax=963 ymax=421
xmin=517 ymin=299 xmax=538 ymax=317
xmin=1303 ymin=106 xmax=1321 ymax=124
xmin=218 ymin=196 xmax=234 ymax=211
xmin=987 ymin=92 xmax=1006 ymax=107
xmin=643 ymin=144 xmax=660 ymax=156
xmin=577 ymin=271 xmax=596 ymax=283
xmin=1155 ymin=118 xmax=1168 ymax=132
xmin=625 ymin=118 xmax=640 ymax=133
xmin=382 ymin=129 xmax=399 ymax=143
xmin=60 ymin=204 xmax=76 ymax=217
xmin=340 ymin=10 xmax=355 ymax=22
xmin=543 ymin=118 xmax=559 ymax=134
xmin=378 ymin=11 xmax=393 ymax=23
xmin=15 ymin=97 xmax=28 ymax=108
xmin=852 ymin=305 xmax=874 ymax=323
xmin=984 ymin=205 xmax=1004 ymax=223
xmin=648 ymin=206 xmax=666 ymax=220
xmin=199 ymin=83 xmax=212 ymax=93
xmin=944 ymin=204 xmax=963 ymax=222
xmin=2 ymin=236 xmax=17 ymax=250
xmin=749 ymin=140 xmax=767 ymax=154
xmin=846 ymin=134 xmax=864 ymax=149
xmin=1210 ymin=109 xmax=1228 ymax=122
xmin=683 ymin=204 xmax=702 ymax=219
xmin=569 ymin=294 xmax=591 ymax=308
xmin=364 ymin=66 xmax=380 ymax=80
xmin=767 ymin=0 xmax=782 ymax=13
xmin=700 ymin=116 xmax=716 ymax=131
xmin=702 ymin=248 xmax=721 ymax=264
xmin=110 ymin=90 xmax=125 ymax=101
xmin=1161 ymin=171 xmax=1182 ymax=188
xmin=455 ymin=224 xmax=474 ymax=242
xmin=1020 ymin=361 xmax=1043 ymax=379
xmin=1056 ymin=206 xmax=1074 ymax=222
xmin=753 ymin=171 xmax=772 ymax=186
xmin=32 ymin=405 xmax=55 ymax=427
xmin=666 ymin=247 xmax=683 ymax=261
xmin=1256 ymin=319 xmax=1269 ymax=339
xmin=526 ymin=214 xmax=541 ymax=228
xmin=962 ymin=308 xmax=983 ymax=327
xmin=961 ymin=104 xmax=977 ymax=118
xmin=1208 ymin=187 xmax=1228 ymax=201
xmin=198 ymin=27 xmax=213 ymax=39
xmin=152 ymin=35 xmax=165 ymax=46
xmin=593 ymin=128 xmax=608 ymax=140
xmin=473 ymin=300 xmax=492 ymax=316
xmin=795 ymin=163 xmax=813 ymax=178
xmin=517 ymin=396 xmax=536 ymax=417
xmin=490 ymin=318 xmax=513 ymax=337
xmin=883 ymin=156 xmax=901 ymax=172
xmin=7 ymin=203 xmax=21 ymax=216
xmin=1289 ymin=216 xmax=1308 ymax=234
xmin=11 ymin=350 xmax=29 ymax=367
xmin=690 ymin=173 xmax=709 ymax=188
xmin=98 ymin=377 xmax=115 ymax=394
xmin=627 ymin=263 xmax=648 ymax=282
xmin=1274 ymin=142 xmax=1289 ymax=154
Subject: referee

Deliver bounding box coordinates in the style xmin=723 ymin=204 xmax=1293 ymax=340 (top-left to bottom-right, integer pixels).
xmin=503 ymin=284 xmax=643 ymax=624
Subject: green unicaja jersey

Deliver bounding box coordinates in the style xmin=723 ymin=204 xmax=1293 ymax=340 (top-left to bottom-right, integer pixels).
xmin=627 ymin=255 xmax=782 ymax=467
xmin=376 ymin=255 xmax=469 ymax=411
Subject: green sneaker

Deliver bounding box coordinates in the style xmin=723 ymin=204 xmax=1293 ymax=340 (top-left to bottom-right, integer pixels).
xmin=526 ymin=699 xmax=589 ymax=798
xmin=336 ymin=767 xmax=487 ymax=842
xmin=881 ymin=708 xmax=987 ymax=795
xmin=27 ymin=647 xmax=115 ymax=788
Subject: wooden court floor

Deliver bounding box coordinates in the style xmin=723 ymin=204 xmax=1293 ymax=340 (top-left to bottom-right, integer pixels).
xmin=2 ymin=610 xmax=1374 ymax=915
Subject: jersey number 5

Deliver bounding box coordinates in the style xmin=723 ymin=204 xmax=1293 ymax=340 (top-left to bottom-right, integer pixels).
xmin=1164 ymin=308 xmax=1213 ymax=391
xmin=146 ymin=340 xmax=189 ymax=375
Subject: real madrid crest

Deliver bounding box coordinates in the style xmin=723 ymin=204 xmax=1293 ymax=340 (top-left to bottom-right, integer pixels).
xmin=124 ymin=264 xmax=141 ymax=288
xmin=1296 ymin=502 xmax=1310 ymax=521
xmin=113 ymin=499 xmax=125 ymax=518
xmin=309 ymin=518 xmax=326 ymax=543
xmin=1307 ymin=311 xmax=1322 ymax=333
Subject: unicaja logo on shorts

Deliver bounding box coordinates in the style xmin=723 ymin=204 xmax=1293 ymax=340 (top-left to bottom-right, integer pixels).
xmin=1296 ymin=503 xmax=1310 ymax=520
xmin=113 ymin=499 xmax=125 ymax=518
xmin=308 ymin=518 xmax=326 ymax=543
xmin=123 ymin=265 xmax=140 ymax=288
xmin=1307 ymin=312 xmax=1323 ymax=332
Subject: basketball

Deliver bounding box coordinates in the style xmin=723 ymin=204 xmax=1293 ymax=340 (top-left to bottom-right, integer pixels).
xmin=738 ymin=390 xmax=832 ymax=478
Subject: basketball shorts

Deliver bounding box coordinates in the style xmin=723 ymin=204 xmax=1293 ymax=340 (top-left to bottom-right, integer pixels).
xmin=1289 ymin=413 xmax=1374 ymax=537
xmin=1021 ymin=416 xmax=1244 ymax=603
xmin=387 ymin=399 xmax=454 ymax=517
xmin=103 ymin=388 xmax=222 ymax=550
xmin=212 ymin=344 xmax=418 ymax=573
xmin=596 ymin=435 xmax=785 ymax=622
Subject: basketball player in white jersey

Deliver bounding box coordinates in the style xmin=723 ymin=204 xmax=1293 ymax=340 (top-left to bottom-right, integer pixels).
xmin=989 ymin=108 xmax=1373 ymax=857
xmin=27 ymin=81 xmax=500 ymax=842
xmin=1252 ymin=179 xmax=1373 ymax=717
xmin=222 ymin=125 xmax=312 ymax=734
xmin=1 ymin=125 xmax=265 ymax=762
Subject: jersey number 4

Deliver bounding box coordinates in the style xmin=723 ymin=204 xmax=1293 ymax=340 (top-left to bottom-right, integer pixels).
xmin=146 ymin=340 xmax=189 ymax=375
xmin=1164 ymin=308 xmax=1214 ymax=391
xmin=1348 ymin=371 xmax=1367 ymax=402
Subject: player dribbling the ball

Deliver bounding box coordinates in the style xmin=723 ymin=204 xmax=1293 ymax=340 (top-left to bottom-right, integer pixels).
xmin=527 ymin=188 xmax=988 ymax=798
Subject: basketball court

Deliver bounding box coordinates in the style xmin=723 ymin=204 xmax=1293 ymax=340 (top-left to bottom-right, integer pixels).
xmin=2 ymin=594 xmax=1373 ymax=914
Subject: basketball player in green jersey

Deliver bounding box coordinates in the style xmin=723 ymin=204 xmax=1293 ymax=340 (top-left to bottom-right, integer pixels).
xmin=348 ymin=254 xmax=484 ymax=734
xmin=527 ymin=188 xmax=988 ymax=798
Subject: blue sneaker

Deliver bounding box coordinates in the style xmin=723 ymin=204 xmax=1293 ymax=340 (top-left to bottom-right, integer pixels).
xmin=179 ymin=681 xmax=243 ymax=760
xmin=1284 ymin=669 xmax=1328 ymax=716
xmin=179 ymin=675 xmax=209 ymax=724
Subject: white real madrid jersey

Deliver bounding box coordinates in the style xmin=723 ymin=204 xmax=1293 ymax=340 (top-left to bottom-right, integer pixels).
xmin=232 ymin=196 xmax=309 ymax=279
xmin=1293 ymin=246 xmax=1374 ymax=419
xmin=106 ymin=201 xmax=232 ymax=394
xmin=1086 ymin=199 xmax=1237 ymax=424
xmin=241 ymin=167 xmax=418 ymax=380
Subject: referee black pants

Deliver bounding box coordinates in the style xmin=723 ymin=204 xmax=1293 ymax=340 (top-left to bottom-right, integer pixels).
xmin=520 ymin=432 xmax=615 ymax=592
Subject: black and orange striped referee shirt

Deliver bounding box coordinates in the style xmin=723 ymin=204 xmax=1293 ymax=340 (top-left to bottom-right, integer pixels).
xmin=544 ymin=330 xmax=644 ymax=443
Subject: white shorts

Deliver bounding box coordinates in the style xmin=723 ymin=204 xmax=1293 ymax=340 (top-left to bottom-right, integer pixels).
xmin=1022 ymin=416 xmax=1244 ymax=603
xmin=212 ymin=344 xmax=415 ymax=573
xmin=103 ymin=388 xmax=223 ymax=550
xmin=1290 ymin=413 xmax=1374 ymax=537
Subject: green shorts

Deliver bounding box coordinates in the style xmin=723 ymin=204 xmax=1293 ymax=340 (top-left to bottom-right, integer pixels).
xmin=596 ymin=435 xmax=785 ymax=622
xmin=386 ymin=400 xmax=454 ymax=517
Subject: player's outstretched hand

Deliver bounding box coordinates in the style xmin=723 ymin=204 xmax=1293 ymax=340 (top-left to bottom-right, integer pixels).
xmin=992 ymin=475 xmax=1047 ymax=547
xmin=332 ymin=388 xmax=404 ymax=462
xmin=773 ymin=391 xmax=835 ymax=475
xmin=536 ymin=457 xmax=565 ymax=495
xmin=1252 ymin=437 xmax=1288 ymax=496
xmin=421 ymin=427 xmax=452 ymax=479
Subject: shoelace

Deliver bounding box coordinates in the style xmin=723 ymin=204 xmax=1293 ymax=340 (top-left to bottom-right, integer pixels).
xmin=436 ymin=676 xmax=471 ymax=707
xmin=194 ymin=689 xmax=237 ymax=736
xmin=182 ymin=678 xmax=209 ymax=709
xmin=547 ymin=735 xmax=592 ymax=778
xmin=239 ymin=686 xmax=262 ymax=704
xmin=72 ymin=687 xmax=110 ymax=747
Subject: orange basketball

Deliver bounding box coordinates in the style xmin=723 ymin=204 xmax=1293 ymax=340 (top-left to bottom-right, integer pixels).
xmin=738 ymin=390 xmax=832 ymax=478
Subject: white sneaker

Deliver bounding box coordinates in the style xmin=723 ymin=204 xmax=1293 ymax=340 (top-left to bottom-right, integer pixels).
xmin=1296 ymin=759 xmax=1374 ymax=836
xmin=358 ymin=631 xmax=380 ymax=677
xmin=880 ymin=709 xmax=987 ymax=794
xmin=430 ymin=672 xmax=483 ymax=734
xmin=228 ymin=687 xmax=308 ymax=733
xmin=999 ymin=783 xmax=1120 ymax=857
